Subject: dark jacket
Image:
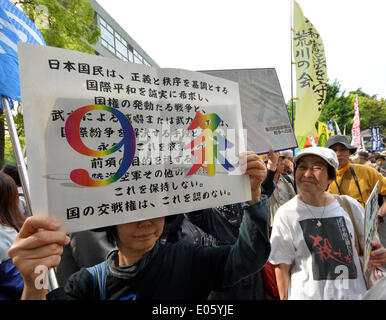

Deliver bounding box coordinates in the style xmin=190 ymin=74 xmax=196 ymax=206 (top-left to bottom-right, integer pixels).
xmin=0 ymin=259 xmax=24 ymax=300
xmin=48 ymin=197 xmax=270 ymax=300
xmin=186 ymin=197 xmax=269 ymax=300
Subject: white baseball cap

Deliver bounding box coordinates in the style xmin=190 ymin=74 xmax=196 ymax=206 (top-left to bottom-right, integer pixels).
xmin=294 ymin=146 xmax=339 ymax=173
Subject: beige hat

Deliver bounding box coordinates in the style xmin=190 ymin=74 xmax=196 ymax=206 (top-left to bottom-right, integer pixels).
xmin=279 ymin=150 xmax=293 ymax=158
xmin=294 ymin=146 xmax=339 ymax=173
xmin=349 ymin=153 xmax=361 ymax=164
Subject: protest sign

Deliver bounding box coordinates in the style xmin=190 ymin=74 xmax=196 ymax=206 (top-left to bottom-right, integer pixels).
xmin=19 ymin=43 xmax=250 ymax=233
xmin=363 ymin=181 xmax=379 ymax=273
xmin=200 ymin=68 xmax=297 ymax=154
xmin=351 ymin=95 xmax=361 ymax=148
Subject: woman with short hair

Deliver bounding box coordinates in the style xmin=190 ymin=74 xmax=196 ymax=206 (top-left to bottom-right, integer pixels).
xmin=269 ymin=147 xmax=386 ymax=300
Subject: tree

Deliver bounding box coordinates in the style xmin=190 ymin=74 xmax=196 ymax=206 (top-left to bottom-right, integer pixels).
xmin=1 ymin=0 xmax=100 ymax=166
xmin=18 ymin=0 xmax=100 ymax=53
xmin=287 ymin=80 xmax=351 ymax=134
xmin=355 ymin=95 xmax=386 ymax=135
xmin=288 ymin=80 xmax=385 ymax=142
xmin=286 ymin=100 xmax=295 ymax=125
xmin=319 ymin=81 xmax=386 ymax=136
xmin=318 ymin=80 xmax=353 ymax=134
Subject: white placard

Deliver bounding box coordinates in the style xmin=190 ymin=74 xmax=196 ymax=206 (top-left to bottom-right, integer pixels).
xmin=200 ymin=68 xmax=297 ymax=154
xmin=363 ymin=181 xmax=379 ymax=273
xmin=19 ymin=43 xmax=251 ymax=233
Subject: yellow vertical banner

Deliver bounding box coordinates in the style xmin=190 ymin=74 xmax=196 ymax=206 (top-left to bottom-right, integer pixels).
xmin=293 ymin=1 xmax=328 ymax=138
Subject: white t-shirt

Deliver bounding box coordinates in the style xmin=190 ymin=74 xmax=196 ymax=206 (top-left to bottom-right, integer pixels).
xmin=0 ymin=225 xmax=18 ymax=263
xmin=269 ymin=195 xmax=368 ymax=300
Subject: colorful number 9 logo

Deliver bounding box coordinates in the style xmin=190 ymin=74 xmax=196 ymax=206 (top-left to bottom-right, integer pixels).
xmin=64 ymin=105 xmax=136 ymax=187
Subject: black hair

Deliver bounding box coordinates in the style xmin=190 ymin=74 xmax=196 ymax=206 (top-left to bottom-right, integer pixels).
xmin=326 ymin=165 xmax=336 ymax=181
xmin=105 ymin=226 xmax=118 ymax=246
xmin=91 ymin=225 xmax=118 ymax=246
xmin=2 ymin=164 xmax=21 ymax=186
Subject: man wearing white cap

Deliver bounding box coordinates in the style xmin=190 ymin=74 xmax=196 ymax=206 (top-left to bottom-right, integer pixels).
xmin=326 ymin=135 xmax=386 ymax=219
xmin=269 ymin=147 xmax=386 ymax=300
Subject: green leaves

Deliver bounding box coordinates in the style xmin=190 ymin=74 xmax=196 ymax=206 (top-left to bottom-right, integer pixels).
xmin=1 ymin=0 xmax=101 ymax=166
xmin=20 ymin=0 xmax=100 ymax=54
xmin=311 ymin=80 xmax=385 ymax=135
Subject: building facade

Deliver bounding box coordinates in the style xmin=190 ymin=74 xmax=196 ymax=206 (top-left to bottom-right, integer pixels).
xmin=88 ymin=0 xmax=158 ymax=67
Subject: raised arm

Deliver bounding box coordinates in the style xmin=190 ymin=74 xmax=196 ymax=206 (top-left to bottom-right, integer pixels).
xmin=242 ymin=151 xmax=268 ymax=205
xmin=222 ymin=152 xmax=270 ymax=287
xmin=261 ymin=148 xmax=278 ymax=197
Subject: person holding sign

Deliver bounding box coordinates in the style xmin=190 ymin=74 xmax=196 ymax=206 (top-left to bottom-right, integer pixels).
xmin=269 ymin=147 xmax=386 ymax=300
xmin=8 ymin=151 xmax=270 ymax=300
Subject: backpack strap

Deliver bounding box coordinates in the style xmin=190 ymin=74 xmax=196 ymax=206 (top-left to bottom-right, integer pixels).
xmin=349 ymin=166 xmax=365 ymax=207
xmin=282 ymin=173 xmax=297 ymax=194
xmin=86 ymin=261 xmax=107 ymax=300
xmin=333 ymin=194 xmax=362 ymax=256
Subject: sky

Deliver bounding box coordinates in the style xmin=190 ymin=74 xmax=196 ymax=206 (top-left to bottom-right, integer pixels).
xmin=95 ymin=0 xmax=386 ymax=103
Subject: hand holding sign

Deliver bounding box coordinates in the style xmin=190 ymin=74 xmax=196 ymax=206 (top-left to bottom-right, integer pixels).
xmin=239 ymin=151 xmax=267 ymax=205
xmin=8 ymin=216 xmax=69 ymax=299
xmin=369 ymin=241 xmax=386 ymax=267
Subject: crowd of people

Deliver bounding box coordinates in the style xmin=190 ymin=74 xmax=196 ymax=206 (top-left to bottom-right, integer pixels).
xmin=1 ymin=135 xmax=386 ymax=300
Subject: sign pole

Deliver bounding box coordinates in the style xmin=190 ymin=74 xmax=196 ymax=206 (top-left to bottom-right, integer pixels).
xmin=2 ymin=97 xmax=32 ymax=214
xmin=290 ymin=0 xmax=294 ymax=129
xmin=290 ymin=0 xmax=296 ymax=156
xmin=2 ymin=96 xmax=59 ymax=291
